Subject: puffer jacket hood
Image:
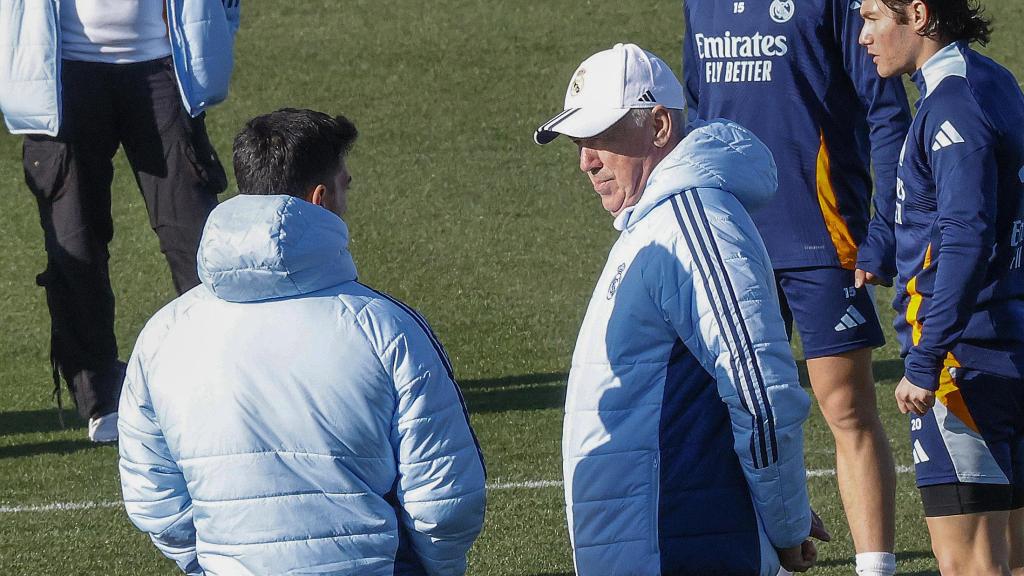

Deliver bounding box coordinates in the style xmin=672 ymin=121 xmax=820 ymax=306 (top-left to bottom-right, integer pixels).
xmin=614 ymin=118 xmax=778 ymax=231
xmin=197 ymin=194 xmax=357 ymax=302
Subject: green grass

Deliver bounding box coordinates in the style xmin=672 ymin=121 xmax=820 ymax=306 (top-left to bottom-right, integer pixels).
xmin=1 ymin=1 xmax=1023 ymax=574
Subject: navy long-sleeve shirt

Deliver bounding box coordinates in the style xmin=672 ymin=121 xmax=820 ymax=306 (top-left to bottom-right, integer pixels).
xmin=683 ymin=0 xmax=911 ymax=273
xmin=893 ymin=42 xmax=1024 ymax=390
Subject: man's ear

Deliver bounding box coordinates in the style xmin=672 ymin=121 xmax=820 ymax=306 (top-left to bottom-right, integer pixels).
xmin=307 ymin=184 xmax=328 ymax=207
xmin=910 ymin=0 xmax=930 ymax=35
xmin=651 ymin=105 xmax=673 ymax=148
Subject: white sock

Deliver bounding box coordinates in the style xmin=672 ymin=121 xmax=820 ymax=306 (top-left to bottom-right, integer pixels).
xmin=855 ymin=552 xmax=896 ymax=576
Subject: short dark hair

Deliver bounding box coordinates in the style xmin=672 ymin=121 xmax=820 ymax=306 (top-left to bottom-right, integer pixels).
xmin=880 ymin=0 xmax=992 ymax=45
xmin=233 ymin=108 xmax=358 ymax=198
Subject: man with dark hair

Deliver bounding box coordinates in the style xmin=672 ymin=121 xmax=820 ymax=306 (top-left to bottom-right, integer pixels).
xmin=681 ymin=4 xmax=913 ymax=571
xmin=231 ymin=107 xmax=358 ymax=199
xmin=118 ymin=108 xmax=486 ymax=575
xmin=859 ymin=1 xmax=1024 ymax=573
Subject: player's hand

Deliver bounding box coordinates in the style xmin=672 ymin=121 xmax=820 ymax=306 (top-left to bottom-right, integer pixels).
xmin=809 ymin=509 xmax=831 ymax=542
xmin=854 ymin=268 xmax=891 ymax=288
xmin=777 ymin=540 xmax=818 ymax=572
xmin=895 ymin=376 xmax=935 ymax=415
xmin=777 ymin=509 xmax=827 ymax=573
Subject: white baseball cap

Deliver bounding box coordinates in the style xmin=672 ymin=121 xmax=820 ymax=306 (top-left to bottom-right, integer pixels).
xmin=534 ymin=43 xmax=686 ymax=145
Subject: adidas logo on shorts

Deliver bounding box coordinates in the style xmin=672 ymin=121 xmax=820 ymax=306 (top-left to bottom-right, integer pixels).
xmin=931 ymin=121 xmax=964 ymax=151
xmin=913 ymin=439 xmax=930 ymax=464
xmin=833 ymin=305 xmax=866 ymax=332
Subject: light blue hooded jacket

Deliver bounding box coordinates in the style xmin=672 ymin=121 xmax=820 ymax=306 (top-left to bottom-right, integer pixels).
xmin=0 ymin=0 xmax=241 ymax=135
xmin=118 ymin=195 xmax=486 ymax=576
xmin=563 ymin=119 xmax=812 ymax=575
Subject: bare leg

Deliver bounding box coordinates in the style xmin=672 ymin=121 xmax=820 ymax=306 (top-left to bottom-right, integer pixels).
xmin=806 ymin=348 xmax=895 ymax=555
xmin=927 ymin=511 xmax=1011 ymax=575
xmin=1009 ymin=507 xmax=1023 ymax=576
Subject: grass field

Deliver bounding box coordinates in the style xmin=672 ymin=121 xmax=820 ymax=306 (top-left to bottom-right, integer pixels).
xmin=2 ymin=1 xmax=1023 ymax=574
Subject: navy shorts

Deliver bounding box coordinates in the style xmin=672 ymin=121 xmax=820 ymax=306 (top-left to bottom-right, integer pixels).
xmin=774 ymin=267 xmax=885 ymax=359
xmin=910 ymin=367 xmax=1024 ymax=516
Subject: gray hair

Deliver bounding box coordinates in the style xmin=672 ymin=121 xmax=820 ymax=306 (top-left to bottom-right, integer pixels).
xmin=628 ymin=107 xmax=685 ymax=137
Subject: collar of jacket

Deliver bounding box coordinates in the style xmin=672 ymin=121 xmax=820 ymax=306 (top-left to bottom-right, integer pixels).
xmin=198 ymin=194 xmax=358 ymax=302
xmin=613 ymin=118 xmax=778 ymax=231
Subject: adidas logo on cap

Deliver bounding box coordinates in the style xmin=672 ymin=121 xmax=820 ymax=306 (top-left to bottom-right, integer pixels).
xmin=533 ymin=43 xmax=685 ymax=145
xmin=932 ymin=120 xmax=964 ymax=151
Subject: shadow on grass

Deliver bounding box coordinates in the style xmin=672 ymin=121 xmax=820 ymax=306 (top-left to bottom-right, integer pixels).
xmin=815 ymin=550 xmax=934 ymax=569
xmin=460 ymin=372 xmax=567 ymax=390
xmin=874 ymin=358 xmax=905 ymax=382
xmin=460 ymin=372 xmax=567 ymax=414
xmin=0 ymin=439 xmax=99 ymax=459
xmin=0 ymin=409 xmax=84 ymax=436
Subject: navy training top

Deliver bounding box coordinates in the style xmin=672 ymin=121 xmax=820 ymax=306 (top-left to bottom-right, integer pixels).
xmin=683 ymin=0 xmax=911 ymax=272
xmin=892 ymin=42 xmax=1024 ymax=390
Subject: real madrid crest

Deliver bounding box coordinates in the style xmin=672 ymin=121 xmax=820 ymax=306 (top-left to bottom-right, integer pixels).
xmin=769 ymin=0 xmax=795 ymax=23
xmin=571 ymin=68 xmax=587 ymax=96
xmin=606 ymin=263 xmax=625 ymax=300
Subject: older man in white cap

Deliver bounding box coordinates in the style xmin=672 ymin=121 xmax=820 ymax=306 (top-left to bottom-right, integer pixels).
xmin=536 ymin=43 xmax=827 ymax=575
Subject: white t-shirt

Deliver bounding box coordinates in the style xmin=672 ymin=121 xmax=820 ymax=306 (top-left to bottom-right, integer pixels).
xmin=60 ymin=0 xmax=172 ymax=64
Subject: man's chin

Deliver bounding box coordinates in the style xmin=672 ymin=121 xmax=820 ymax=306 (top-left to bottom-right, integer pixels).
xmin=602 ymin=193 xmax=627 ymax=216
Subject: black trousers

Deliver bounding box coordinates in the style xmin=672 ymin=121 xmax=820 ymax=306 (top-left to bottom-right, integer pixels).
xmin=23 ymin=57 xmax=226 ymax=419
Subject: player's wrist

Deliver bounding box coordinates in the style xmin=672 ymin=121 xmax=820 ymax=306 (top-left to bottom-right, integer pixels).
xmin=904 ymin=353 xmax=941 ymax=391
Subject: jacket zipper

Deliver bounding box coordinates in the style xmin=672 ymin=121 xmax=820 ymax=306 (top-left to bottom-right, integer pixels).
xmin=650 ymin=453 xmax=660 ymax=555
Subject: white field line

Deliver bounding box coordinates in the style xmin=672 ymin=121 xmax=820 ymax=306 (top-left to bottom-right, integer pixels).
xmin=808 ymin=464 xmax=914 ymax=478
xmin=0 ymin=500 xmax=123 ymax=513
xmin=0 ymin=466 xmax=916 ymax=514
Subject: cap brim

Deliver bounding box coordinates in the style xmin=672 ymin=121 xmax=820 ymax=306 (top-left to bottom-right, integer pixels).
xmin=533 ymin=107 xmax=631 ymax=145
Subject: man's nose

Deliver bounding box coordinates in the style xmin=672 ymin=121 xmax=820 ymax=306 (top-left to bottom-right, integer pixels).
xmin=579 ymin=147 xmax=601 ymax=173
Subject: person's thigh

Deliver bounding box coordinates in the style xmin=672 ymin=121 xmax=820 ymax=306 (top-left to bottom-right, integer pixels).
xmin=1010 ymin=507 xmax=1024 ymax=572
xmin=926 ymin=510 xmax=1011 ymax=574
xmin=28 ymin=61 xmax=121 ymax=260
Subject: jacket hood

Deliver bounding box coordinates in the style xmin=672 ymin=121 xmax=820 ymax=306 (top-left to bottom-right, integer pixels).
xmin=614 ymin=119 xmax=778 ymax=230
xmin=197 ymin=195 xmax=357 ymax=302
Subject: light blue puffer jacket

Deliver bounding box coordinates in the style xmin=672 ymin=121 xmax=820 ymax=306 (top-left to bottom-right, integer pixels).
xmin=0 ymin=0 xmax=241 ymax=135
xmin=564 ymin=120 xmax=812 ymax=575
xmin=118 ymin=195 xmax=486 ymax=576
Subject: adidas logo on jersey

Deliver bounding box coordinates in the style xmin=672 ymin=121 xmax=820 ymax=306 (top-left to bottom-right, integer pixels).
xmin=850 ymin=0 xmax=862 ymax=9
xmin=931 ymin=121 xmax=965 ymax=151
xmin=913 ymin=439 xmax=930 ymax=464
xmin=833 ymin=305 xmax=866 ymax=332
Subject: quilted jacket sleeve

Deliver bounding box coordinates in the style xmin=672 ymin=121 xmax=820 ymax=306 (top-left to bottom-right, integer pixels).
xmin=374 ymin=301 xmax=486 ymax=576
xmin=119 ymin=329 xmax=202 ymax=575
xmin=657 ymin=191 xmax=812 ymax=550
